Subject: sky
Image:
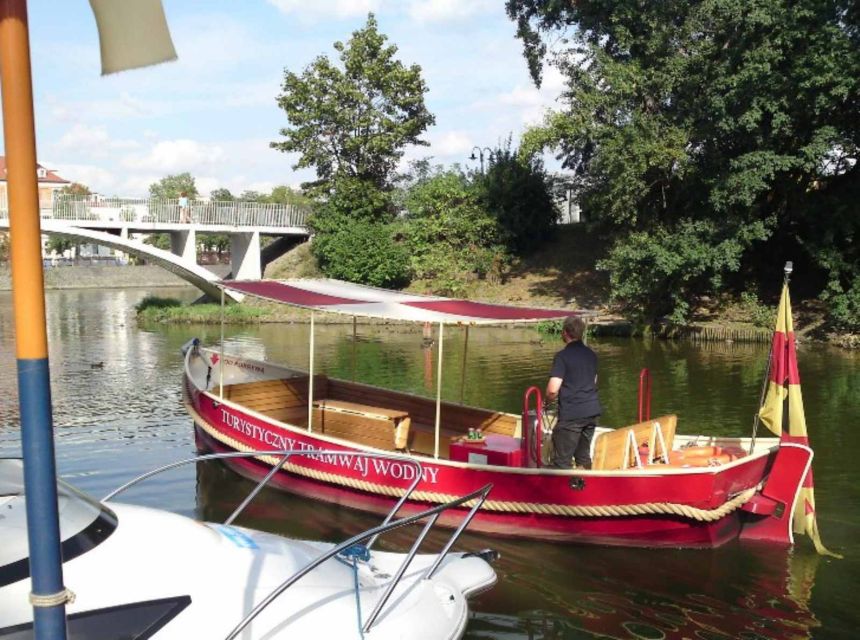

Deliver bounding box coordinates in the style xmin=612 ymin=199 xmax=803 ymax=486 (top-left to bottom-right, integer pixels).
xmin=14 ymin=0 xmax=565 ymax=199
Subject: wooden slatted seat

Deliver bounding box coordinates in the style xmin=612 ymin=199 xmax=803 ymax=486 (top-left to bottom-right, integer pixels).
xmin=313 ymin=399 xmax=411 ymax=450
xmin=592 ymin=415 xmax=678 ymax=470
xmin=224 ymin=376 xmax=328 ymax=418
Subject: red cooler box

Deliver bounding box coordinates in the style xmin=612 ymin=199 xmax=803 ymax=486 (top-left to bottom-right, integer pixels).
xmin=449 ymin=435 xmax=523 ymax=467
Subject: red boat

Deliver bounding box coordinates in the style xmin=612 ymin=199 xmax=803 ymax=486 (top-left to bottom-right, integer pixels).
xmin=183 ymin=277 xmax=819 ymax=548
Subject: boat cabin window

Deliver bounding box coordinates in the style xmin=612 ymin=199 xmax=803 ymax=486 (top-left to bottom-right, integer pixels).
xmin=0 ymin=458 xmax=117 ymax=588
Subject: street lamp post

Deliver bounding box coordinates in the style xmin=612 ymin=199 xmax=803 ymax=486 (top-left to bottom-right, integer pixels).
xmin=469 ymin=146 xmax=493 ymax=173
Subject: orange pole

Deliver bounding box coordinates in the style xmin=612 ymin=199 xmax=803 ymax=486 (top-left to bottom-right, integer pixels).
xmin=1 ymin=1 xmax=68 ymax=636
xmin=0 ymin=0 xmax=47 ymax=360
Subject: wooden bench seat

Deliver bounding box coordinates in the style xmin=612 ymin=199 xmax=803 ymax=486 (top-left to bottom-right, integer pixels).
xmin=224 ymin=376 xmax=327 ymax=417
xmin=592 ymin=415 xmax=678 ymax=470
xmin=313 ymin=399 xmax=411 ymax=450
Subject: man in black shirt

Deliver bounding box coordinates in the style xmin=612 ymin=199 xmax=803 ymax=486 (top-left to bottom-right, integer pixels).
xmin=545 ymin=316 xmax=602 ymax=469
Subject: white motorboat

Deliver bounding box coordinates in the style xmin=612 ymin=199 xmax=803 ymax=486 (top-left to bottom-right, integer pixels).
xmin=0 ymin=452 xmax=497 ymax=639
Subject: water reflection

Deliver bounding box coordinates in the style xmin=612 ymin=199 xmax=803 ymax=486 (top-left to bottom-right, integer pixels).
xmin=0 ymin=288 xmax=857 ymax=639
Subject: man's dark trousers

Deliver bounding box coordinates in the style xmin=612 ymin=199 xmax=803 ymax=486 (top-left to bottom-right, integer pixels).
xmin=551 ymin=416 xmax=598 ymax=469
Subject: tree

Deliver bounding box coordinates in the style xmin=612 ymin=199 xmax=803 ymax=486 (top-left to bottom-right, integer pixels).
xmin=402 ymin=168 xmax=507 ymax=291
xmin=475 ymin=137 xmax=557 ymax=255
xmin=210 ymin=188 xmax=235 ymax=201
xmin=59 ymin=182 xmax=91 ymax=197
xmin=239 ymin=190 xmax=264 ymax=202
xmin=149 ymin=173 xmax=198 ymax=200
xmin=271 ymin=13 xmax=435 ymax=195
xmin=45 ymin=235 xmax=74 ymax=256
xmin=308 ymin=175 xmax=405 ymax=285
xmin=268 ymin=185 xmax=313 ymax=207
xmin=507 ymin=0 xmax=860 ymax=324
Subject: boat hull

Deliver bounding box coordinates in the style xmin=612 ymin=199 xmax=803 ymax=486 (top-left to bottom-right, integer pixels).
xmin=185 ymin=366 xmax=807 ymax=548
xmin=194 ymin=424 xmax=744 ymax=547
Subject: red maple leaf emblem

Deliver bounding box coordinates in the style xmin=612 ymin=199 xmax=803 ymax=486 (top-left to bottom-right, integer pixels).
xmin=210 ymin=353 xmax=220 ymax=366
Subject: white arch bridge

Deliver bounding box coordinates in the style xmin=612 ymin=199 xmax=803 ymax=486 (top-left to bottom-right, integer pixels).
xmin=0 ymin=197 xmax=312 ymax=300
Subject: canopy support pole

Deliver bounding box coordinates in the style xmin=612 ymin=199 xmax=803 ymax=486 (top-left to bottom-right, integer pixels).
xmin=459 ymin=325 xmax=469 ymax=405
xmin=219 ymin=287 xmax=225 ymax=398
xmin=434 ymin=322 xmax=444 ymax=459
xmin=1 ymin=2 xmax=69 ymax=636
xmin=351 ymin=315 xmax=357 ymax=382
xmin=308 ymin=312 xmax=315 ymax=432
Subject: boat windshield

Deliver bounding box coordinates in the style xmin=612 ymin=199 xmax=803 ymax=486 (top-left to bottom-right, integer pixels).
xmin=0 ymin=458 xmax=117 ymax=578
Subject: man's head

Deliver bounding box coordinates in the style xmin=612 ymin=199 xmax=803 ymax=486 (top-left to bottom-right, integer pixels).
xmin=562 ymin=315 xmax=586 ymax=343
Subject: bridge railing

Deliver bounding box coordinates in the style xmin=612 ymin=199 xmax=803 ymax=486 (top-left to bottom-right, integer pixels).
xmin=44 ymin=195 xmax=310 ymax=229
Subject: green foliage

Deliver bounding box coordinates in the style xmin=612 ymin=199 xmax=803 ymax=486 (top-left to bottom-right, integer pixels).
xmin=823 ymin=277 xmax=860 ymax=332
xmin=210 ymin=188 xmax=235 ymax=201
xmin=739 ymin=291 xmax=777 ymax=329
xmin=197 ymin=233 xmax=230 ymax=255
xmin=311 ymin=219 xmax=410 ymax=288
xmin=313 ymin=176 xmax=394 ymax=226
xmin=534 ymin=319 xmax=562 ymax=336
xmin=149 ymin=173 xmax=198 ymax=200
xmin=239 ymin=190 xmax=264 ymax=202
xmin=475 ymin=138 xmax=557 ymax=255
xmin=135 ymin=296 xmax=182 ymax=312
xmin=136 ymin=300 xmax=269 ymax=324
xmin=144 ymin=233 xmax=171 ymax=250
xmin=507 ymin=0 xmax=860 ymax=323
xmin=597 ymin=218 xmax=771 ymax=324
xmin=59 ymin=182 xmax=91 ymax=196
xmin=271 ymin=14 xmax=434 ymax=195
xmin=46 ymin=235 xmax=74 ymax=255
xmin=268 ymin=185 xmax=313 ymax=207
xmin=401 ymin=169 xmax=507 ymax=291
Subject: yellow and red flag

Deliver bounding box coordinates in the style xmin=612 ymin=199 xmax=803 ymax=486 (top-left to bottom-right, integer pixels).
xmin=759 ymin=283 xmax=838 ymax=556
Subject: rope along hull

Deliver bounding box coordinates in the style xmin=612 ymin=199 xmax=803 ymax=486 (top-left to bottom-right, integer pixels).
xmin=187 ymin=379 xmax=786 ymax=548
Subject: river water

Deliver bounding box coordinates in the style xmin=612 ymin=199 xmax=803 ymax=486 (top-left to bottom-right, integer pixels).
xmin=0 ymin=286 xmax=857 ymax=639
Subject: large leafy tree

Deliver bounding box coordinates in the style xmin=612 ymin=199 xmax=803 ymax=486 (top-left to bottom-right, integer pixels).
xmin=149 ymin=173 xmax=198 ymax=200
xmin=476 ymin=137 xmax=557 ymax=255
xmin=507 ymin=0 xmax=860 ymax=324
xmin=271 ymin=13 xmax=435 ymax=196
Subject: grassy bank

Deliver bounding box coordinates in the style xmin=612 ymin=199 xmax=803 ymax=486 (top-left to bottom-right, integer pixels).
xmin=139 ymin=228 xmax=857 ymax=348
xmin=135 ymin=296 xmax=290 ymax=324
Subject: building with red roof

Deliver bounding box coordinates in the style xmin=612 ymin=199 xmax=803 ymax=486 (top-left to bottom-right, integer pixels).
xmin=0 ymin=156 xmax=71 ymax=211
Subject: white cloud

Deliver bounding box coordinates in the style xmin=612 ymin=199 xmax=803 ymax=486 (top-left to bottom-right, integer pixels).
xmin=173 ymin=14 xmax=268 ymax=72
xmin=266 ymin=0 xmax=382 ymax=21
xmin=119 ymin=174 xmax=161 ymax=197
xmin=406 ymin=0 xmax=495 ymax=23
xmin=56 ymin=124 xmax=139 ymax=157
xmin=47 ymin=163 xmax=116 ymax=193
xmin=195 ymin=176 xmax=221 ymax=197
xmin=428 ymin=131 xmax=473 ymax=157
xmin=122 ymin=139 xmax=225 ymax=173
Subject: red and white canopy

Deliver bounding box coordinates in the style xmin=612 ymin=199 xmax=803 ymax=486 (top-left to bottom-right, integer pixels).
xmin=219 ymin=279 xmax=586 ymax=325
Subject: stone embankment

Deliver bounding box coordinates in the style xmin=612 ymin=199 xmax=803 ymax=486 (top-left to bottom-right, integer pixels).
xmin=0 ymin=264 xmax=228 ymax=291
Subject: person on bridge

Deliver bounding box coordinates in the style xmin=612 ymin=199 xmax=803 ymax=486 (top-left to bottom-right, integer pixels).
xmin=545 ymin=316 xmax=602 ymax=469
xmin=179 ymin=191 xmax=190 ymax=223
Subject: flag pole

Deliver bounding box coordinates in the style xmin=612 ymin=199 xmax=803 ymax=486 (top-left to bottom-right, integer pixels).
xmin=0 ymin=1 xmax=69 ymax=636
xmin=750 ymin=261 xmax=793 ymax=453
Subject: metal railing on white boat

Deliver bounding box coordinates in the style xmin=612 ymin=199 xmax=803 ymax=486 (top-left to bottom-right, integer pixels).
xmin=103 ymin=449 xmax=493 ymax=639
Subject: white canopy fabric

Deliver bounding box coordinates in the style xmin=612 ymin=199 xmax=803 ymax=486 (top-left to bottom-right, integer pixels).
xmin=219 ymin=279 xmax=586 ymax=325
